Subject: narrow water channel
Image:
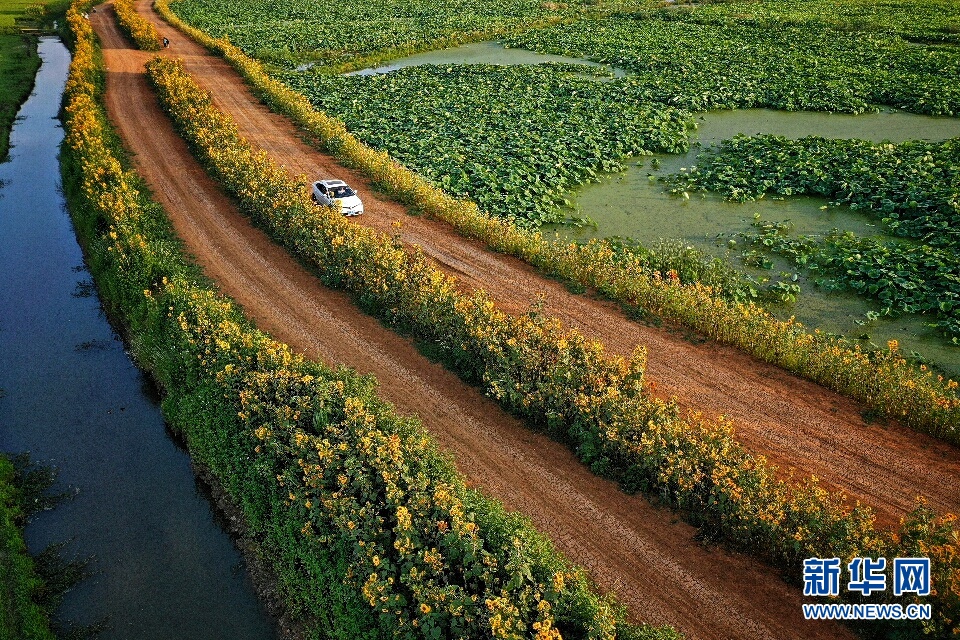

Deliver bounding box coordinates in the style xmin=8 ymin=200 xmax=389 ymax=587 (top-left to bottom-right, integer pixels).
xmin=0 ymin=37 xmax=277 ymax=639
xmin=344 ymin=40 xmax=627 ymax=76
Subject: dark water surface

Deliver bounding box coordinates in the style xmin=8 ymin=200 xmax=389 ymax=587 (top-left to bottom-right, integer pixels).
xmin=0 ymin=37 xmax=278 ymax=640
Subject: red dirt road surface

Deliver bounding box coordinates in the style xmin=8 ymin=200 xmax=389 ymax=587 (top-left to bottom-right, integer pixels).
xmin=126 ymin=0 xmax=960 ymax=529
xmin=89 ymin=2 xmax=953 ymax=638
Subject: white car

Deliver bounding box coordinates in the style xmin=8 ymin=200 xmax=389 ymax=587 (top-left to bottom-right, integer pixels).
xmin=311 ymin=179 xmax=364 ymax=216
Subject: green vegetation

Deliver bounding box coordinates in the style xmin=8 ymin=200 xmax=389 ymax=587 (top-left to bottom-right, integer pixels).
xmin=280 ymin=63 xmax=691 ymax=226
xmin=113 ymin=0 xmax=160 ymax=51
xmin=676 ymin=0 xmax=960 ymax=45
xmin=667 ymin=135 xmax=960 ymax=338
xmin=167 ymin=0 xmax=655 ymax=71
xmin=63 ymin=3 xmax=680 ymax=637
xmin=146 ymin=46 xmax=960 ymax=637
xmin=741 ymin=220 xmax=960 ymax=338
xmin=508 ymin=11 xmax=960 ymax=116
xmin=0 ymin=454 xmax=59 ymax=640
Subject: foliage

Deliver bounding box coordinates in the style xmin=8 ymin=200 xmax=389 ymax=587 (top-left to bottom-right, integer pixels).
xmin=62 ymin=4 xmax=667 ymax=637
xmin=155 ymin=0 xmax=960 ymax=447
xmin=165 ymin=0 xmax=655 ymax=71
xmin=145 ymin=50 xmax=960 ymax=635
xmin=738 ymin=218 xmax=960 ymax=339
xmin=113 ymin=0 xmax=160 ymax=51
xmin=507 ymin=11 xmax=960 ymax=115
xmin=675 ymin=0 xmax=960 ymax=45
xmin=279 ymin=64 xmax=691 ymax=227
xmin=667 ymin=134 xmax=960 ymax=339
xmin=0 ymin=454 xmax=58 ymax=640
xmin=666 ymin=135 xmax=960 ymax=243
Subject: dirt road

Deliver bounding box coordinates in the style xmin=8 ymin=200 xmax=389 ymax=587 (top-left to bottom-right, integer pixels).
xmin=127 ymin=0 xmax=960 ymax=526
xmin=87 ymin=7 xmax=861 ymax=639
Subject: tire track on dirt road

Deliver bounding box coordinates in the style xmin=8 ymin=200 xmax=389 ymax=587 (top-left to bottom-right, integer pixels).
xmin=91 ymin=6 xmax=851 ymax=639
xmin=130 ymin=0 xmax=960 ymax=527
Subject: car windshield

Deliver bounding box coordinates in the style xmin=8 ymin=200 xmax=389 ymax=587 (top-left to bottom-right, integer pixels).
xmin=329 ymin=185 xmax=355 ymax=198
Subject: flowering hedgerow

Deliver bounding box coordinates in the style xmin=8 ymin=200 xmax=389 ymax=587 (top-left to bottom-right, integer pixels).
xmin=60 ymin=3 xmax=677 ymax=638
xmin=113 ymin=0 xmax=161 ymax=51
xmin=145 ymin=52 xmax=959 ymax=636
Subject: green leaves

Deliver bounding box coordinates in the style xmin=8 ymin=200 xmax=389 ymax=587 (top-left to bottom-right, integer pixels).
xmin=280 ymin=63 xmax=692 ymax=226
xmin=169 ymin=0 xmax=583 ymax=70
xmin=508 ymin=10 xmax=960 ymax=116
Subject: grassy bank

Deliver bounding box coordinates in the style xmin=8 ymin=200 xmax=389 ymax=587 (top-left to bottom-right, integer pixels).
xmin=0 ymin=0 xmax=42 ymax=160
xmin=0 ymin=455 xmax=57 ymax=640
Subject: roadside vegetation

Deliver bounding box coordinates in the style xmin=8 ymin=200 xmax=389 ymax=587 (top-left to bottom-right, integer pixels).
xmin=61 ymin=3 xmax=679 ymax=637
xmin=144 ymin=48 xmax=960 ymax=637
xmin=113 ymin=0 xmax=159 ymax=50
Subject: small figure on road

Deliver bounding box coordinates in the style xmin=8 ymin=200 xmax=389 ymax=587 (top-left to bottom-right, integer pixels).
xmin=162 ymin=37 xmax=170 ymax=48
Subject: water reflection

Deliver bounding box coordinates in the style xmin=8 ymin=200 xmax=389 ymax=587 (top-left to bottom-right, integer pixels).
xmin=0 ymin=37 xmax=277 ymax=639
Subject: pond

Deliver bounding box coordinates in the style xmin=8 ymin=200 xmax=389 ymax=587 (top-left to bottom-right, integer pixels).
xmin=554 ymin=108 xmax=960 ymax=376
xmin=0 ymin=37 xmax=277 ymax=639
xmin=344 ymin=39 xmax=627 ymax=76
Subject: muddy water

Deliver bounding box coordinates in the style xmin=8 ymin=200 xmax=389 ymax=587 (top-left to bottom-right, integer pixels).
xmin=345 ymin=40 xmax=627 ymax=76
xmin=554 ymin=108 xmax=960 ymax=376
xmin=0 ymin=38 xmax=277 ymax=639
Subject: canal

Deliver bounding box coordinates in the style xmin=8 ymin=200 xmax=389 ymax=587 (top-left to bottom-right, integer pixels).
xmin=0 ymin=36 xmax=278 ymax=639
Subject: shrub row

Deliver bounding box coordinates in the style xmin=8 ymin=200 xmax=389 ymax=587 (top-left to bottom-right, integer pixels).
xmin=63 ymin=4 xmax=672 ymax=639
xmin=113 ymin=0 xmax=160 ymax=51
xmin=143 ymin=53 xmax=960 ymax=636
xmin=153 ymin=0 xmax=960 ymax=447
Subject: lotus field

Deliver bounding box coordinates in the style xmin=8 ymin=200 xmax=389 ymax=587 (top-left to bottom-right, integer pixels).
xmin=667 ymin=135 xmax=960 ymax=340
xmin=166 ymin=0 xmax=652 ymax=70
